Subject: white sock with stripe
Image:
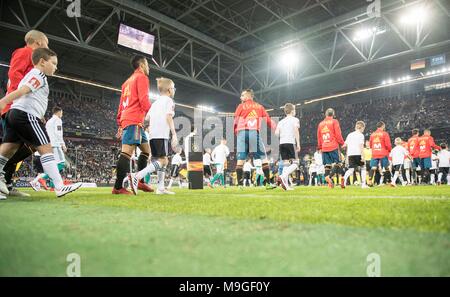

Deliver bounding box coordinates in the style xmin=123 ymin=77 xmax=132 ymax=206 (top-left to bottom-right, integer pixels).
xmin=157 ymin=169 xmax=166 ymax=191
xmin=343 ymin=168 xmax=354 ymax=185
xmin=0 ymin=155 xmax=9 ymax=173
xmin=282 ymin=163 xmax=298 ymax=179
xmin=41 ymin=154 xmax=63 ymax=190
xmin=136 ymin=161 xmax=161 ymax=180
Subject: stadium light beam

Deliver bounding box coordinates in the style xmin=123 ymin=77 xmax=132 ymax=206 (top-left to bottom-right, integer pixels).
xmin=279 ymin=50 xmax=299 ymax=68
xmin=400 ymin=5 xmax=429 ymax=25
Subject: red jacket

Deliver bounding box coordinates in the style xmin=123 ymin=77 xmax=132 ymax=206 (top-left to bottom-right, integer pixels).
xmin=418 ymin=135 xmax=440 ymax=158
xmin=369 ymin=128 xmax=392 ymax=159
xmin=3 ymin=46 xmax=34 ymax=115
xmin=407 ymin=136 xmax=420 ymax=159
xmin=316 ymin=116 xmax=344 ymax=152
xmin=116 ymin=69 xmax=151 ymax=129
xmin=233 ymin=99 xmax=275 ymax=134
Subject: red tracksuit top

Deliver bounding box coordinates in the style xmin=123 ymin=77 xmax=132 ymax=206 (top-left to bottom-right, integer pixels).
xmin=418 ymin=135 xmax=440 ymax=159
xmin=2 ymin=46 xmax=34 ymax=116
xmin=407 ymin=136 xmax=420 ymax=159
xmin=233 ymin=99 xmax=276 ymax=134
xmin=116 ymin=69 xmax=151 ymax=129
xmin=369 ymin=128 xmax=392 ymax=159
xmin=316 ymin=116 xmax=344 ymax=152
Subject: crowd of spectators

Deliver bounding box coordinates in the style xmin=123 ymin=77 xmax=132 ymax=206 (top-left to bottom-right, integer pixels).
xmin=298 ymin=91 xmax=449 ymax=153
xmin=46 ymin=90 xmax=118 ymax=138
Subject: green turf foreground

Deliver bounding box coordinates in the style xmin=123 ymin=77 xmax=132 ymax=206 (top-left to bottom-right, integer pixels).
xmin=0 ymin=186 xmax=449 ymax=276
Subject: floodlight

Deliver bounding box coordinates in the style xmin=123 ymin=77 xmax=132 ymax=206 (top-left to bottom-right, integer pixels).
xmin=280 ymin=50 xmax=299 ymax=68
xmin=400 ymin=6 xmax=428 ymax=25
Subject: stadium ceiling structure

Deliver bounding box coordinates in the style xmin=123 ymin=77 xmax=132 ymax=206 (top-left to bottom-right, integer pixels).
xmin=0 ymin=0 xmax=449 ymax=109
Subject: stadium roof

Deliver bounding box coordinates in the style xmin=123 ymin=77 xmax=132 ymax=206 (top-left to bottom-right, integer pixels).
xmin=0 ymin=0 xmax=449 ymax=111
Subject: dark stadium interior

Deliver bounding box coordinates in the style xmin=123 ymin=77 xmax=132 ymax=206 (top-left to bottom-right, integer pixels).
xmin=1 ymin=0 xmax=450 ymax=279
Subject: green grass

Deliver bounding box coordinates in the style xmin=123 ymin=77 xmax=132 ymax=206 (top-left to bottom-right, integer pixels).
xmin=0 ymin=186 xmax=449 ymax=276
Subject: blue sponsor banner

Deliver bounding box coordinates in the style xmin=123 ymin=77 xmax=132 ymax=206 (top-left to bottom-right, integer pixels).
xmin=430 ymin=54 xmax=445 ymax=67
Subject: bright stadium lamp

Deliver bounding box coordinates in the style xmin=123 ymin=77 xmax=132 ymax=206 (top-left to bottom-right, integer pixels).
xmin=280 ymin=50 xmax=299 ymax=68
xmin=400 ymin=5 xmax=428 ymax=25
xmin=353 ymin=28 xmax=374 ymax=41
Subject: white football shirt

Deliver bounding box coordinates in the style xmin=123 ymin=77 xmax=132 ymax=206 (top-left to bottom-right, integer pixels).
xmin=437 ymin=150 xmax=450 ymax=167
xmin=276 ymin=115 xmax=300 ymax=144
xmin=45 ymin=115 xmax=65 ymax=148
xmin=390 ymin=145 xmax=409 ymax=166
xmin=12 ymin=68 xmax=49 ymax=119
xmin=243 ymin=161 xmax=253 ymax=172
xmin=203 ymin=153 xmax=211 ymax=165
xmin=147 ymin=95 xmax=175 ymax=140
xmin=171 ymin=153 xmax=183 ymax=166
xmin=212 ymin=144 xmax=229 ymax=164
xmin=345 ymin=131 xmax=365 ymax=156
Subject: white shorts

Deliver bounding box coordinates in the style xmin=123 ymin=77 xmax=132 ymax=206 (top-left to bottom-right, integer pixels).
xmin=404 ymin=159 xmax=412 ymax=169
xmin=53 ymin=147 xmax=65 ymax=164
xmin=317 ymin=165 xmax=325 ymax=175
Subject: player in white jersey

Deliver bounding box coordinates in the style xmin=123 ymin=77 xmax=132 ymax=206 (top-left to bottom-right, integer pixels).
xmin=390 ymin=138 xmax=410 ymax=187
xmin=130 ymin=78 xmax=178 ymax=195
xmin=308 ymin=162 xmax=318 ymax=186
xmin=313 ymin=150 xmax=324 ymax=185
xmin=341 ymin=121 xmax=367 ymax=188
xmin=0 ymin=48 xmax=81 ymax=197
xmin=31 ymin=106 xmax=67 ymax=190
xmin=168 ymin=147 xmax=185 ymax=189
xmin=203 ymin=148 xmax=212 ymax=182
xmin=253 ymin=158 xmax=264 ymax=187
xmin=243 ymin=159 xmax=254 ymax=187
xmin=209 ymin=139 xmax=230 ymax=187
xmin=430 ymin=153 xmax=438 ymax=185
xmin=275 ymin=103 xmax=300 ymax=191
xmin=437 ymin=143 xmax=450 ymax=185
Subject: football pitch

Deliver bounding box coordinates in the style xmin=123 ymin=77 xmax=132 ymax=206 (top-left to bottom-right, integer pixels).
xmin=0 ymin=186 xmax=449 ymax=276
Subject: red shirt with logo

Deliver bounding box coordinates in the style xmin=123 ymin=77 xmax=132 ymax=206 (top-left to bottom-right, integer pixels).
xmin=316 ymin=116 xmax=344 ymax=152
xmin=418 ymin=135 xmax=440 ymax=158
xmin=407 ymin=136 xmax=420 ymax=159
xmin=233 ymin=99 xmax=275 ymax=134
xmin=3 ymin=46 xmax=34 ymax=115
xmin=116 ymin=69 xmax=151 ymax=129
xmin=369 ymin=128 xmax=392 ymax=159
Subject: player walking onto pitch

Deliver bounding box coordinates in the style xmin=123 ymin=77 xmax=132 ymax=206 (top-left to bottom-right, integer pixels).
xmin=203 ymin=148 xmax=212 ymax=183
xmin=0 ymin=48 xmax=81 ymax=197
xmin=209 ymin=139 xmax=229 ymax=187
xmin=417 ymin=129 xmax=441 ymax=184
xmin=437 ymin=143 xmax=450 ymax=185
xmin=341 ymin=121 xmax=367 ymax=189
xmin=275 ymin=103 xmax=300 ymax=191
xmin=407 ymin=129 xmax=421 ymax=184
xmin=390 ymin=138 xmax=410 ymax=187
xmin=233 ymin=89 xmax=276 ymax=189
xmin=168 ymin=147 xmax=185 ymax=189
xmin=368 ymin=121 xmax=392 ymax=186
xmin=316 ymin=108 xmax=345 ymax=188
xmin=113 ymin=55 xmax=152 ymax=195
xmin=130 ymin=77 xmax=178 ymax=195
xmin=0 ymin=30 xmax=49 ymax=199
xmin=30 ymin=106 xmax=67 ymax=190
